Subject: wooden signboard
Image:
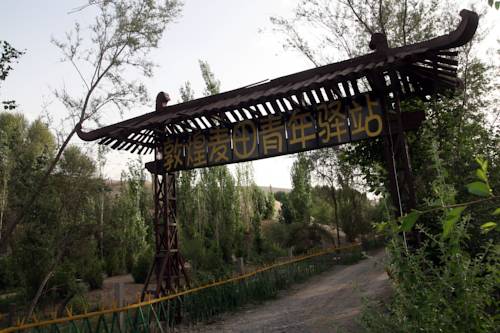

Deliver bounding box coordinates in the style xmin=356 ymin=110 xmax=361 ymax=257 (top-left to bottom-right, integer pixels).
xmin=163 ymin=93 xmax=384 ymax=172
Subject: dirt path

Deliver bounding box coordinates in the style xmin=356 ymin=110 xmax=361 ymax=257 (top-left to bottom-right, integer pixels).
xmin=180 ymin=249 xmax=390 ymax=333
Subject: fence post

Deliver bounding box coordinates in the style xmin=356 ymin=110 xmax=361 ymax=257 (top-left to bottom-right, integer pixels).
xmin=237 ymin=257 xmax=245 ymax=274
xmin=114 ymin=283 xmax=124 ymax=330
xmin=288 ymin=247 xmax=293 ymax=258
xmin=8 ymin=303 xmax=16 ymax=327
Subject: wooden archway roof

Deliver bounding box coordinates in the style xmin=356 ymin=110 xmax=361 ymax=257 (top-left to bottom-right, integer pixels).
xmin=76 ymin=9 xmax=478 ymax=154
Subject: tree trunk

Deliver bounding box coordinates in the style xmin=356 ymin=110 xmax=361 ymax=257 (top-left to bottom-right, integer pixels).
xmin=331 ymin=188 xmax=341 ymax=246
xmin=26 ymin=270 xmax=54 ymax=319
xmin=57 ymin=292 xmax=76 ymax=318
xmin=0 ymin=167 xmax=9 ymax=243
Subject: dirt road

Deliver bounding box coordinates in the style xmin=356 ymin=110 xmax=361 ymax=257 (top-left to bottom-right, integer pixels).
xmin=180 ymin=249 xmax=390 ymax=333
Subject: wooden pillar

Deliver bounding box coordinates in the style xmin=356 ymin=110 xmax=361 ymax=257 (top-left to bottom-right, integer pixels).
xmin=382 ymin=93 xmax=420 ymax=247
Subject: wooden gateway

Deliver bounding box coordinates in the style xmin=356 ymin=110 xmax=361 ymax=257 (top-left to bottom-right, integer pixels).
xmin=77 ymin=10 xmax=478 ymax=299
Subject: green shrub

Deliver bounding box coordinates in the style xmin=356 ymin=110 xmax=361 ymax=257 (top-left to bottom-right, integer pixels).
xmin=67 ymin=294 xmax=90 ymax=314
xmin=0 ymin=256 xmax=15 ymax=291
xmin=287 ymin=223 xmax=335 ymax=254
xmin=262 ymin=222 xmax=289 ymax=248
xmin=337 ymin=247 xmax=364 ymax=265
xmin=361 ymin=235 xmax=386 ymax=251
xmin=49 ymin=263 xmax=81 ymax=299
xmin=361 ymin=157 xmax=499 ymax=332
xmin=104 ymin=252 xmax=125 ymax=277
xmin=82 ymin=259 xmax=104 ymax=290
xmin=132 ymin=251 xmax=152 ymax=284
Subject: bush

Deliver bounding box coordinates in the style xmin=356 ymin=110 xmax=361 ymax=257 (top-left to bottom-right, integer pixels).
xmin=67 ymin=294 xmax=90 ymax=314
xmin=104 ymin=252 xmax=125 ymax=277
xmin=262 ymin=222 xmax=289 ymax=248
xmin=132 ymin=251 xmax=152 ymax=284
xmin=0 ymin=256 xmax=15 ymax=291
xmin=287 ymin=223 xmax=335 ymax=254
xmin=361 ymin=157 xmax=499 ymax=332
xmin=361 ymin=235 xmax=498 ymax=332
xmin=337 ymin=247 xmax=364 ymax=265
xmin=50 ymin=263 xmax=81 ymax=299
xmin=361 ymin=235 xmax=386 ymax=251
xmin=82 ymin=259 xmax=104 ymax=290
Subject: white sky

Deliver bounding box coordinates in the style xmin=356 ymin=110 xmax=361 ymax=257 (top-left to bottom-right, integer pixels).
xmin=1 ymin=1 xmax=498 ymax=189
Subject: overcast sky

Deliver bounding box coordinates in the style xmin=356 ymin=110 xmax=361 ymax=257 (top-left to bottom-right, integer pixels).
xmin=1 ymin=1 xmax=498 ymax=189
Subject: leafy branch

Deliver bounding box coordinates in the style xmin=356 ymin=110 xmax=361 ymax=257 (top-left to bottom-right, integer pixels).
xmin=383 ymin=156 xmax=499 ymax=236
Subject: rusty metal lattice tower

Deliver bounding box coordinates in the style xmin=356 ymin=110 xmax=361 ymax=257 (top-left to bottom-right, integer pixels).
xmin=142 ymin=131 xmax=189 ymax=300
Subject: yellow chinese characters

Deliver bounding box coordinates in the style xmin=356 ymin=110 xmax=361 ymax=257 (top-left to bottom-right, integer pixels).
xmin=163 ymin=137 xmax=184 ymax=171
xmin=233 ymin=121 xmax=257 ymax=160
xmin=317 ymin=100 xmax=348 ymax=144
xmin=348 ymin=94 xmax=383 ymax=138
xmin=260 ymin=117 xmax=284 ymax=155
xmin=207 ymin=128 xmax=231 ymax=163
xmin=287 ymin=111 xmax=316 ymax=149
xmin=186 ymin=132 xmax=207 ymax=167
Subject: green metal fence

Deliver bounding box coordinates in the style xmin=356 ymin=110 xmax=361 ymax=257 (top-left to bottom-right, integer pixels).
xmin=1 ymin=244 xmax=362 ymax=333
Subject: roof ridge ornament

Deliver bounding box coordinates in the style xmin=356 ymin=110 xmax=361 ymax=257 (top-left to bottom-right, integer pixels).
xmin=156 ymin=92 xmax=171 ymax=112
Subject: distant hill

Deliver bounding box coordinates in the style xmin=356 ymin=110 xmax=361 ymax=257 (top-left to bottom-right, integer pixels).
xmin=105 ymin=179 xmax=289 ymax=196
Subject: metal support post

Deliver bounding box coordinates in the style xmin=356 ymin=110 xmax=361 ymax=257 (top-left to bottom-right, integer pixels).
xmin=142 ymin=140 xmax=190 ymax=301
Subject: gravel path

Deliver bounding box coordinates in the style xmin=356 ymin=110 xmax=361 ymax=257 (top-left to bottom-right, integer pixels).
xmin=179 ymin=249 xmax=390 ymax=333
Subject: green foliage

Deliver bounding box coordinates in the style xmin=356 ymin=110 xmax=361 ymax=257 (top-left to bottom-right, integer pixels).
xmin=262 ymin=222 xmax=290 ymax=249
xmin=277 ymin=192 xmax=294 ymax=225
xmin=50 ymin=263 xmax=81 ymax=299
xmin=264 ymin=190 xmax=275 ymax=219
xmin=264 ymin=221 xmax=335 ymax=255
xmin=337 ymin=187 xmax=373 ymax=242
xmin=442 ymin=206 xmax=466 ymax=239
xmin=14 ymin=247 xmax=362 ymax=331
xmin=487 ymin=0 xmax=500 ymax=10
xmin=399 ymin=210 xmax=421 ymax=232
xmin=0 ymin=255 xmax=15 ymax=291
xmin=0 ymin=0 xmax=183 ymax=314
xmin=362 ymin=159 xmax=499 ymax=332
xmin=83 ymin=259 xmax=104 ymax=290
xmin=289 ymin=154 xmax=312 ymax=224
xmin=0 ymin=40 xmax=24 ymax=82
xmin=132 ymin=250 xmax=153 ymax=284
xmin=103 ymin=158 xmax=150 ymax=275
xmin=199 ymin=60 xmax=221 ymax=96
xmin=274 ymin=191 xmax=287 ymax=202
xmin=175 ymin=63 xmax=288 ymax=279
xmin=311 ymin=188 xmax=333 ymax=224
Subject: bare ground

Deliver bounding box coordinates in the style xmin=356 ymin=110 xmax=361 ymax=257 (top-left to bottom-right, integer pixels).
xmin=179 ymin=249 xmax=390 ymax=333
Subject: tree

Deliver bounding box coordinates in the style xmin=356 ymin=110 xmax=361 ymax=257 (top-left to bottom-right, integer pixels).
xmin=264 ymin=190 xmax=275 ymax=220
xmin=104 ymin=158 xmax=150 ymax=275
xmin=308 ymin=148 xmax=343 ymax=245
xmin=0 ymin=0 xmax=183 ymax=252
xmin=271 ymin=0 xmax=466 ymax=65
xmin=176 ymin=61 xmax=245 ymax=272
xmin=177 ymin=81 xmax=199 ymax=241
xmin=289 ymin=154 xmax=313 ymax=224
xmin=13 ymin=144 xmax=103 ymax=317
xmin=0 ymin=114 xmax=56 ymax=248
xmin=278 ymin=192 xmax=295 ymax=225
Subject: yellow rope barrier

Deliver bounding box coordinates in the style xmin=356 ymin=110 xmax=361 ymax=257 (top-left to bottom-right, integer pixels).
xmin=1 ymin=243 xmax=360 ymax=333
